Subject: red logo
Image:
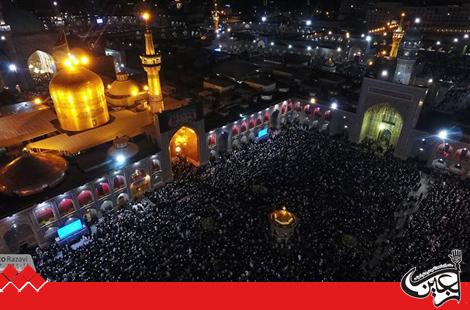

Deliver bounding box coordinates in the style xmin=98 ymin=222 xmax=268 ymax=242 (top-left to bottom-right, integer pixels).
xmin=0 ymin=264 xmax=47 ymax=292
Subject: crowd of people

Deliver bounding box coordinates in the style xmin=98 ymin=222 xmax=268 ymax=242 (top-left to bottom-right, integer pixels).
xmin=30 ymin=124 xmax=470 ymax=281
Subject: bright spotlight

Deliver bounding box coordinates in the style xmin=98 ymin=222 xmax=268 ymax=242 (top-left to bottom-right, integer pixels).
xmin=142 ymin=12 xmax=151 ymax=22
xmin=330 ymin=102 xmax=338 ymax=110
xmin=115 ymin=154 xmax=126 ymax=165
xmin=8 ymin=63 xmax=17 ymax=72
xmin=261 ymin=16 xmax=267 ymax=22
xmin=414 ymin=17 xmax=421 ymax=24
xmin=306 ymin=20 xmax=312 ymax=26
xmin=80 ymin=56 xmax=89 ymax=65
xmin=288 ymin=44 xmax=292 ymax=49
xmin=365 ymin=35 xmax=372 ymax=42
xmin=381 ymin=70 xmax=388 ymax=77
xmin=175 ymin=146 xmax=182 ymax=153
xmin=437 ymin=130 xmax=448 ymax=140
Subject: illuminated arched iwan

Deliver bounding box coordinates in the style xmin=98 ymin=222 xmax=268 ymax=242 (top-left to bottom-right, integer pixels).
xmin=169 ymin=126 xmax=199 ymax=166
xmin=360 ymin=105 xmax=403 ymax=147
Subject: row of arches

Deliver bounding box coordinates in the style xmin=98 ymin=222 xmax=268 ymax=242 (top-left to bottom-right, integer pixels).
xmin=437 ymin=143 xmax=470 ymax=162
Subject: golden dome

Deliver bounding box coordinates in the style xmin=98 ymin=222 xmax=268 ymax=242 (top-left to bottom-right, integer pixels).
xmin=0 ymin=151 xmax=67 ymax=196
xmin=271 ymin=207 xmax=296 ymax=227
xmin=108 ymin=73 xmax=141 ymax=97
xmin=106 ymin=72 xmax=144 ymax=107
xmin=49 ymin=65 xmax=110 ymax=131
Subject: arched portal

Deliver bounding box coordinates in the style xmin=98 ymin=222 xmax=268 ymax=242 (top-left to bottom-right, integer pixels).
xmin=27 ymin=50 xmax=56 ymax=81
xmin=169 ymin=126 xmax=199 ymax=166
xmin=360 ymin=104 xmax=404 ymax=147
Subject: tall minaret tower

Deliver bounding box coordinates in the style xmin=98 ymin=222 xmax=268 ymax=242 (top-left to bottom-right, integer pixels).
xmin=390 ymin=12 xmax=406 ymax=58
xmin=140 ymin=12 xmax=164 ymax=113
xmin=393 ymin=27 xmax=422 ymax=85
xmin=213 ymin=0 xmax=219 ymax=33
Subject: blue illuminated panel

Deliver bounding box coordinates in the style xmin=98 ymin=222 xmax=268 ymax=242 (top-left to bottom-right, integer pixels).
xmin=258 ymin=128 xmax=268 ymax=139
xmin=57 ymin=220 xmax=83 ymax=240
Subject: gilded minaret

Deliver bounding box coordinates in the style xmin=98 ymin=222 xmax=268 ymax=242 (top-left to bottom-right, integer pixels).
xmin=213 ymin=1 xmax=219 ymax=33
xmin=140 ymin=12 xmax=164 ymax=113
xmin=390 ymin=12 xmax=406 ymax=58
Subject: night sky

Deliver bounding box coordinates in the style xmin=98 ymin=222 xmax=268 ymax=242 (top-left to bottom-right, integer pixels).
xmin=3 ymin=0 xmax=470 ymax=15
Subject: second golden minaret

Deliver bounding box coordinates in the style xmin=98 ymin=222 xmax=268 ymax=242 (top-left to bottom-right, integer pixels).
xmin=140 ymin=12 xmax=164 ymax=113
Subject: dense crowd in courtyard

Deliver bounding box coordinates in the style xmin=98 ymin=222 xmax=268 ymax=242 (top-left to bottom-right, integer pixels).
xmin=30 ymin=124 xmax=470 ymax=281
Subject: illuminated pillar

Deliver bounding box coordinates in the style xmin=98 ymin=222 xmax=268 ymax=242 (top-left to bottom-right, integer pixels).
xmin=213 ymin=1 xmax=219 ymax=33
xmin=390 ymin=13 xmax=405 ymax=58
xmin=140 ymin=12 xmax=164 ymax=113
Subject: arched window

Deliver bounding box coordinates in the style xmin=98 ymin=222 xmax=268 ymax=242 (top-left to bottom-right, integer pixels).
xmin=281 ymin=105 xmax=287 ymax=114
xmin=264 ymin=112 xmax=270 ymax=122
xmin=58 ymin=198 xmax=75 ymax=217
xmin=113 ymin=175 xmax=126 ymax=190
xmin=287 ymin=101 xmax=293 ymax=111
xmin=241 ymin=121 xmax=247 ymax=132
xmin=232 ymin=125 xmax=240 ymax=136
xmin=77 ymin=190 xmax=93 ymax=207
xmin=96 ymin=182 xmax=111 ymax=198
xmin=208 ymin=134 xmax=216 ymax=146
xmin=34 ymin=203 xmax=56 ymax=226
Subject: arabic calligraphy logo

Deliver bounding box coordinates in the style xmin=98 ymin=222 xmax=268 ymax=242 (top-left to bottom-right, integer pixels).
xmin=0 ymin=264 xmax=47 ymax=293
xmin=401 ymin=249 xmax=462 ymax=307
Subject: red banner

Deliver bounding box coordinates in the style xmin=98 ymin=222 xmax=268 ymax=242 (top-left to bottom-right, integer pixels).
xmin=1 ymin=282 xmax=469 ymax=309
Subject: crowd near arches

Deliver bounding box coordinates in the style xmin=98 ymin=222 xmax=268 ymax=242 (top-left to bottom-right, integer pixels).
xmin=27 ymin=121 xmax=470 ymax=281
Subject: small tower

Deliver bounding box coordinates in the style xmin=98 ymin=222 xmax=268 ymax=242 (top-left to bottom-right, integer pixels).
xmin=393 ymin=27 xmax=422 ymax=85
xmin=390 ymin=12 xmax=405 ymax=58
xmin=212 ymin=0 xmax=219 ymax=33
xmin=140 ymin=12 xmax=164 ymax=113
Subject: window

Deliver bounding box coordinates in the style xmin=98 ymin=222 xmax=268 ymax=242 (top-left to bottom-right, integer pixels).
xmin=34 ymin=203 xmax=56 ymax=226
xmin=58 ymin=198 xmax=75 ymax=217
xmin=96 ymin=182 xmax=111 ymax=198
